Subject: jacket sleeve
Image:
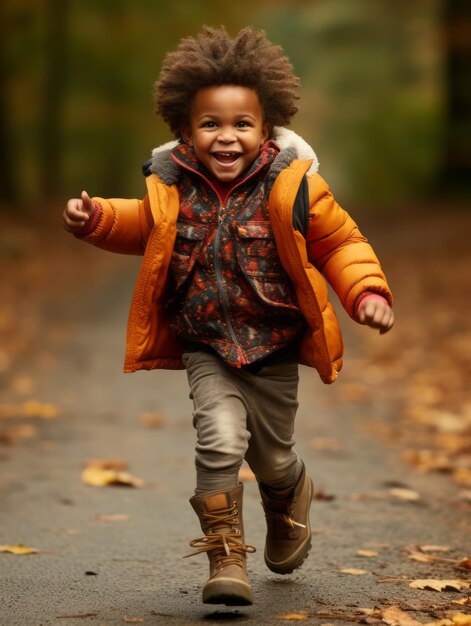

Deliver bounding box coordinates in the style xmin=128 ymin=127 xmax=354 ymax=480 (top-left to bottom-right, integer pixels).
xmin=305 ymin=173 xmax=393 ymax=318
xmin=74 ymin=195 xmax=154 ymax=255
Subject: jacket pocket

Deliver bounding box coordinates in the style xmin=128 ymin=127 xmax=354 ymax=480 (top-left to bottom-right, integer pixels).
xmin=235 ymin=222 xmax=300 ymax=310
xmin=171 ymin=221 xmax=208 ymax=288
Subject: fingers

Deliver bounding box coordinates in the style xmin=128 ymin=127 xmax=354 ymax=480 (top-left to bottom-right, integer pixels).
xmin=359 ymin=301 xmax=394 ymax=334
xmin=62 ymin=192 xmax=93 ymax=232
xmin=81 ymin=190 xmax=95 ymax=215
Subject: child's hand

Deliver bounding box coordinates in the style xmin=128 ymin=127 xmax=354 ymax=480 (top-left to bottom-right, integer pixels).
xmin=63 ymin=191 xmax=95 ymax=233
xmin=356 ymin=297 xmax=394 ymax=334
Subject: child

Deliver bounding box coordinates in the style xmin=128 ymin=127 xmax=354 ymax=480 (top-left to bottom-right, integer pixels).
xmin=63 ymin=26 xmax=394 ymax=607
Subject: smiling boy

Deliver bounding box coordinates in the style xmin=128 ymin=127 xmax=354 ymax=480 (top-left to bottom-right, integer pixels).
xmin=63 ymin=26 xmax=393 ymax=607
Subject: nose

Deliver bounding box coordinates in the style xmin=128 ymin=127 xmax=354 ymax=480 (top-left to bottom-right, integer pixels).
xmin=216 ymin=126 xmax=237 ymax=143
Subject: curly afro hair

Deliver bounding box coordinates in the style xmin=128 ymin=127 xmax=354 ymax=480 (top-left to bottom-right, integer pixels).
xmin=154 ymin=26 xmax=300 ymax=138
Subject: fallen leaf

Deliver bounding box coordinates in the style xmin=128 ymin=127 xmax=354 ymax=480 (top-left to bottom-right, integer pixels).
xmin=449 ymin=614 xmax=471 ymax=626
xmin=139 ymin=412 xmax=165 ymax=428
xmin=81 ymin=467 xmax=144 ymax=488
xmin=389 ymin=488 xmax=421 ymax=502
xmin=381 ymin=606 xmax=423 ymax=626
xmin=341 ymin=383 xmax=369 ymax=402
xmin=10 ymin=376 xmax=34 ymax=395
xmin=0 ymin=544 xmax=39 ymax=555
xmin=314 ymin=489 xmax=336 ymax=501
xmin=458 ymin=490 xmax=471 ymax=502
xmin=458 ymin=558 xmax=471 ymax=570
xmin=92 ymin=514 xmax=130 ymax=522
xmin=419 ymin=545 xmax=451 ymax=552
xmin=0 ymin=401 xmax=60 ymax=419
xmin=0 ymin=423 xmax=38 ymax=445
xmin=340 ymin=568 xmax=369 ymax=575
xmin=452 ymin=597 xmax=471 ymax=606
xmin=409 ymin=579 xmax=469 ymax=592
xmin=238 ymin=467 xmax=256 ymax=482
xmin=309 ymin=437 xmax=343 ymax=451
xmin=453 ymin=469 xmax=471 ymax=487
xmin=356 ymin=550 xmax=378 ymax=558
xmin=123 ymin=617 xmax=144 ymax=624
xmin=23 ymin=400 xmax=60 ymax=419
xmin=407 ymin=552 xmax=436 ymax=564
xmin=276 ymin=614 xmax=309 ymax=621
xmin=402 ymin=449 xmax=453 ymax=473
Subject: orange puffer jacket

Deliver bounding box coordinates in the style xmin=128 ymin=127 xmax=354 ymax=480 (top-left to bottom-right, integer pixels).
xmin=79 ymin=145 xmax=392 ymax=384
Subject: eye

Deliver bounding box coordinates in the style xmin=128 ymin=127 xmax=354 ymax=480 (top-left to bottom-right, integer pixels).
xmin=236 ymin=120 xmax=252 ymax=128
xmin=201 ymin=121 xmax=217 ymax=128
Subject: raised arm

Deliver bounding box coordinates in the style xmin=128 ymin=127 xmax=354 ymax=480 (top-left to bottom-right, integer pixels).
xmin=63 ymin=191 xmax=153 ymax=255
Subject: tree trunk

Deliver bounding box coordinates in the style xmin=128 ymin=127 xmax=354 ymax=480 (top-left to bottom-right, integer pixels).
xmin=0 ymin=1 xmax=16 ymax=205
xmin=440 ymin=0 xmax=471 ymax=196
xmin=38 ymin=0 xmax=69 ymax=200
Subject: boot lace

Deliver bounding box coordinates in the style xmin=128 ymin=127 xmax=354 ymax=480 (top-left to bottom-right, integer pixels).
xmin=184 ymin=502 xmax=256 ymax=567
xmin=262 ymin=494 xmax=306 ymax=537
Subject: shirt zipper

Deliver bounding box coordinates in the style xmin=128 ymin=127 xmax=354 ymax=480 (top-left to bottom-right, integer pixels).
xmin=171 ymin=153 xmax=270 ymax=367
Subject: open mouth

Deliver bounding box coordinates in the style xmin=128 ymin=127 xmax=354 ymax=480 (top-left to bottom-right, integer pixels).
xmin=211 ymin=152 xmax=241 ymax=165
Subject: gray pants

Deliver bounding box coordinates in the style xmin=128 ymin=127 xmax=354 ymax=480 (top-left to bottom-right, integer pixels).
xmin=182 ymin=350 xmax=302 ymax=493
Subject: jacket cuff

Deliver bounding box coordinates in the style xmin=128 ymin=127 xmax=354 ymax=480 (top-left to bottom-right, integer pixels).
xmin=354 ymin=292 xmax=389 ymax=318
xmin=73 ymin=201 xmax=103 ymax=238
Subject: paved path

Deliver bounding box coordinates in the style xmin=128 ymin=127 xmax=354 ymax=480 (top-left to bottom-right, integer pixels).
xmin=1 ymin=257 xmax=469 ymax=625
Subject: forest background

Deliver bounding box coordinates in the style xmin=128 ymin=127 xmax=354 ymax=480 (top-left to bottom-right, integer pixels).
xmin=1 ymin=0 xmax=469 ymax=211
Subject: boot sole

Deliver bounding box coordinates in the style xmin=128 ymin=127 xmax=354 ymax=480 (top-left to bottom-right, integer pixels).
xmin=264 ymin=477 xmax=314 ymax=575
xmin=203 ymin=578 xmax=253 ymax=606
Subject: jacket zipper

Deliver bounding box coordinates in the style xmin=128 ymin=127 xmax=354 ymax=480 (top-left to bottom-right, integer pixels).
xmin=213 ymin=196 xmax=247 ymax=365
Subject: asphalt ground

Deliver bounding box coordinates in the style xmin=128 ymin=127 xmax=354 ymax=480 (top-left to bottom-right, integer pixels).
xmin=1 ymin=255 xmax=470 ymax=626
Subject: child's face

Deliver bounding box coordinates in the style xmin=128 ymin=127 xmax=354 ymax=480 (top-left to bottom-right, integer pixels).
xmin=181 ymin=85 xmax=271 ymax=183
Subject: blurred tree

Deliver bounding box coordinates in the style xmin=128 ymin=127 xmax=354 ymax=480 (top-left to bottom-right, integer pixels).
xmin=39 ymin=0 xmax=69 ymax=199
xmin=440 ymin=0 xmax=471 ymax=196
xmin=0 ymin=0 xmax=16 ymax=204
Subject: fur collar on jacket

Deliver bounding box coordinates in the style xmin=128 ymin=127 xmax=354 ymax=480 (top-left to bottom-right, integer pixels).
xmin=146 ymin=127 xmax=319 ymax=190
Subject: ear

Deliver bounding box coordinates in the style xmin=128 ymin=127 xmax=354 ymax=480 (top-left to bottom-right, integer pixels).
xmin=261 ymin=122 xmax=272 ymax=145
xmin=180 ymin=125 xmax=193 ymax=147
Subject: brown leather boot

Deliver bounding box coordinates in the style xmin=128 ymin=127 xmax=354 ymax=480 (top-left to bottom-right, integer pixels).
xmin=258 ymin=463 xmax=313 ymax=574
xmin=185 ymin=483 xmax=255 ymax=605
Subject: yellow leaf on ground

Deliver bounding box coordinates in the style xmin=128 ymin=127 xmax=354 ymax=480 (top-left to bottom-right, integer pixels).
xmin=340 ymin=568 xmax=369 ymax=575
xmin=92 ymin=514 xmax=130 ymax=522
xmin=419 ymin=545 xmax=451 ymax=552
xmin=0 ymin=401 xmax=60 ymax=419
xmin=123 ymin=617 xmax=144 ymax=623
xmin=452 ymin=597 xmax=471 ymax=606
xmin=356 ymin=550 xmax=378 ymax=557
xmin=23 ymin=400 xmax=60 ymax=419
xmin=389 ymin=488 xmax=421 ymax=501
xmin=0 ymin=544 xmax=39 ymax=555
xmin=81 ymin=467 xmax=144 ymax=488
xmin=309 ymin=437 xmax=343 ymax=451
xmin=276 ymin=614 xmax=309 ymax=621
xmin=409 ymin=579 xmax=469 ymax=592
xmin=453 ymin=469 xmax=471 ymax=487
xmin=139 ymin=412 xmax=165 ymax=428
xmin=449 ymin=614 xmax=471 ymax=626
xmin=381 ymin=606 xmax=423 ymax=626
